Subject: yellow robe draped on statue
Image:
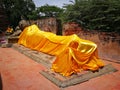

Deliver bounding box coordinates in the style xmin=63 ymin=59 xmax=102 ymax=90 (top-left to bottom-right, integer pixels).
xmin=18 ymin=24 xmax=104 ymax=76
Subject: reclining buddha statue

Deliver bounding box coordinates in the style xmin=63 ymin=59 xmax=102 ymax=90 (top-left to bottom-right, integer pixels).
xmin=18 ymin=24 xmax=104 ymax=76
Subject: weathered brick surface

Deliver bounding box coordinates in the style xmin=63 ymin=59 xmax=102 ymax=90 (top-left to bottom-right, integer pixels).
xmin=62 ymin=22 xmax=120 ymax=62
xmin=77 ymin=30 xmax=120 ymax=62
xmin=62 ymin=22 xmax=82 ymax=35
xmin=20 ymin=18 xmax=62 ymax=35
xmin=36 ymin=18 xmax=61 ymax=34
xmin=37 ymin=18 xmax=56 ymax=33
xmin=15 ymin=19 xmax=120 ymax=62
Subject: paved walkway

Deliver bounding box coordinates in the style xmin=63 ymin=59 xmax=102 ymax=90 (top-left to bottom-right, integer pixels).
xmin=0 ymin=47 xmax=120 ymax=90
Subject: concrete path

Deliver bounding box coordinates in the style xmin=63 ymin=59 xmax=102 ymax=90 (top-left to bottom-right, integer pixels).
xmin=0 ymin=47 xmax=120 ymax=90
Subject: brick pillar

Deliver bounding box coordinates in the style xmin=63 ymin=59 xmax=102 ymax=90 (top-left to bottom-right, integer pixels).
xmin=62 ymin=22 xmax=82 ymax=36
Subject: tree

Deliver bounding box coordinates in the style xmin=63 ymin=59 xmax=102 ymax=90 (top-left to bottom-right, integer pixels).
xmin=61 ymin=0 xmax=88 ymax=24
xmin=27 ymin=10 xmax=40 ymax=20
xmin=37 ymin=4 xmax=63 ymax=18
xmin=1 ymin=0 xmax=35 ymax=29
xmin=0 ymin=0 xmax=9 ymax=31
xmin=62 ymin=0 xmax=120 ymax=32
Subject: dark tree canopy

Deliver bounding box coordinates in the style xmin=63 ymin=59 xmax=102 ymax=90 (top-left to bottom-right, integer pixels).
xmin=1 ymin=0 xmax=120 ymax=33
xmin=1 ymin=0 xmax=36 ymax=28
xmin=37 ymin=4 xmax=63 ymax=18
xmin=61 ymin=0 xmax=120 ymax=32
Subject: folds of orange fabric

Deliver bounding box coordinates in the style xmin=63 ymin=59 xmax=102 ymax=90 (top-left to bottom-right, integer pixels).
xmin=18 ymin=24 xmax=104 ymax=76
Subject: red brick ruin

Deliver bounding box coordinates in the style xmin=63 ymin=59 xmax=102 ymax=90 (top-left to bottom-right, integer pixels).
xmin=7 ymin=17 xmax=120 ymax=62
xmin=35 ymin=18 xmax=61 ymax=35
xmin=62 ymin=22 xmax=82 ymax=35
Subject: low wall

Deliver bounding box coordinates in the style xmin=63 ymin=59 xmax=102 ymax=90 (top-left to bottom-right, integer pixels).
xmin=18 ymin=19 xmax=120 ymax=61
xmin=62 ymin=22 xmax=120 ymax=61
xmin=19 ymin=18 xmax=62 ymax=35
xmin=78 ymin=31 xmax=120 ymax=62
xmin=35 ymin=18 xmax=61 ymax=35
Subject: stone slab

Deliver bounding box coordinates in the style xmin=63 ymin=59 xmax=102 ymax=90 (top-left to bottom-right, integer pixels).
xmin=40 ymin=64 xmax=117 ymax=88
xmin=12 ymin=44 xmax=118 ymax=88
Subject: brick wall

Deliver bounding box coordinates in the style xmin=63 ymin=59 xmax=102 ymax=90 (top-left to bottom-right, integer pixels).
xmin=19 ymin=19 xmax=120 ymax=61
xmin=19 ymin=17 xmax=62 ymax=35
xmin=78 ymin=30 xmax=120 ymax=61
xmin=36 ymin=17 xmax=62 ymax=35
xmin=62 ymin=22 xmax=82 ymax=35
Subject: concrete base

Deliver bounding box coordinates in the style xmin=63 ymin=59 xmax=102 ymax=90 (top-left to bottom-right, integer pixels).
xmin=12 ymin=44 xmax=118 ymax=88
xmin=40 ymin=64 xmax=117 ymax=88
xmin=7 ymin=36 xmax=19 ymax=43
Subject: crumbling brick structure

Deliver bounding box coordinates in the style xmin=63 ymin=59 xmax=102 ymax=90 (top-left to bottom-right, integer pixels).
xmin=36 ymin=17 xmax=62 ymax=35
xmin=62 ymin=22 xmax=82 ymax=36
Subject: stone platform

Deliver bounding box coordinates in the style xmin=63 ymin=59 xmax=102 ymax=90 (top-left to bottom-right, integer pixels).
xmin=7 ymin=36 xmax=19 ymax=43
xmin=12 ymin=44 xmax=117 ymax=88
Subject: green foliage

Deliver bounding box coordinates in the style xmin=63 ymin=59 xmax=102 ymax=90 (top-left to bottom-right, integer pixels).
xmin=61 ymin=0 xmax=120 ymax=32
xmin=1 ymin=0 xmax=36 ymax=28
xmin=27 ymin=10 xmax=40 ymax=20
xmin=37 ymin=4 xmax=64 ymax=18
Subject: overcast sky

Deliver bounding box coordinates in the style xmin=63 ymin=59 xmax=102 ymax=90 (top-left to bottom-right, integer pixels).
xmin=33 ymin=0 xmax=73 ymax=8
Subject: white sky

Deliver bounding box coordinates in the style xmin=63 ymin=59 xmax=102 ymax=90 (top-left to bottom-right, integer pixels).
xmin=32 ymin=0 xmax=73 ymax=8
